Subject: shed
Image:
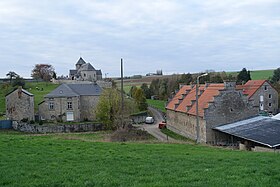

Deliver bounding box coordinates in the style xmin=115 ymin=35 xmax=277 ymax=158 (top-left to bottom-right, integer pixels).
xmin=214 ymin=116 xmax=280 ymax=148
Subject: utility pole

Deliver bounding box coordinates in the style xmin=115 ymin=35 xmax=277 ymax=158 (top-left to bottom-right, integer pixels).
xmin=121 ymin=58 xmax=124 ymax=128
xmin=196 ymin=73 xmax=208 ymax=144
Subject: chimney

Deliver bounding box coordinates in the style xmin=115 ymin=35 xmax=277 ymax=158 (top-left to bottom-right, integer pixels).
xmin=18 ymin=86 xmax=22 ymax=98
xmin=224 ymin=81 xmax=236 ymax=90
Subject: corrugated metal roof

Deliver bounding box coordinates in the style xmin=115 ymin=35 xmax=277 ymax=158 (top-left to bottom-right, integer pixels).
xmin=272 ymin=113 xmax=280 ymax=120
xmin=215 ymin=116 xmax=280 ymax=147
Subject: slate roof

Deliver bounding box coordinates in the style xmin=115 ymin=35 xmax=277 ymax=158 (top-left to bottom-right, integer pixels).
xmin=5 ymin=88 xmax=34 ymax=97
xmin=76 ymin=57 xmax=86 ymax=65
xmin=79 ymin=63 xmax=96 ymax=71
xmin=214 ymin=116 xmax=280 ymax=148
xmin=96 ymin=70 xmax=102 ymax=75
xmin=69 ymin=69 xmax=77 ymax=75
xmin=236 ymin=80 xmax=266 ymax=99
xmin=45 ymin=83 xmax=102 ymax=98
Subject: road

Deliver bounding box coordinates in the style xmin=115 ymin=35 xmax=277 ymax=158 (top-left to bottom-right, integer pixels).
xmin=140 ymin=106 xmax=175 ymax=142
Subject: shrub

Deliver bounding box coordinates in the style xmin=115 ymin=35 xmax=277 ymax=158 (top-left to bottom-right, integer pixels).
xmin=39 ymin=120 xmax=43 ymax=126
xmin=30 ymin=120 xmax=35 ymax=124
xmin=21 ymin=118 xmax=28 ymax=123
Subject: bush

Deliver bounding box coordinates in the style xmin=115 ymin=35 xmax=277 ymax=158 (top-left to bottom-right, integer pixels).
xmin=39 ymin=120 xmax=43 ymax=126
xmin=21 ymin=118 xmax=28 ymax=123
xmin=30 ymin=120 xmax=35 ymax=124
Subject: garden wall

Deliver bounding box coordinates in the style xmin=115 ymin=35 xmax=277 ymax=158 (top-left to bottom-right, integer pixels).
xmin=12 ymin=121 xmax=104 ymax=133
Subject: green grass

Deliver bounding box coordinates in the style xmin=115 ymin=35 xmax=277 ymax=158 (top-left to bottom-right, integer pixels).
xmin=147 ymin=99 xmax=166 ymax=112
xmin=161 ymin=128 xmax=194 ymax=142
xmin=1 ymin=130 xmax=280 ymax=186
xmin=24 ymin=82 xmax=59 ymax=111
xmin=227 ymin=69 xmax=274 ymax=80
xmin=250 ymin=69 xmax=274 ymax=80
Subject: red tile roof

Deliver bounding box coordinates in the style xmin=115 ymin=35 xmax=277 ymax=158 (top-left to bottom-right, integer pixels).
xmin=187 ymin=84 xmax=224 ymax=117
xmin=166 ymin=85 xmax=192 ymax=110
xmin=167 ymin=83 xmax=224 ymax=117
xmin=236 ymin=80 xmax=266 ymax=99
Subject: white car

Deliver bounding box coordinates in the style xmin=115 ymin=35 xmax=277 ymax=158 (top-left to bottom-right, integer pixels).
xmin=145 ymin=117 xmax=154 ymax=124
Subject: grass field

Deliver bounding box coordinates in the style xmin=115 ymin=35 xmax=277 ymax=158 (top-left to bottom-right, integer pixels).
xmin=227 ymin=69 xmax=274 ymax=80
xmin=1 ymin=130 xmax=280 ymax=186
xmin=161 ymin=128 xmax=195 ymax=142
xmin=147 ymin=99 xmax=167 ymax=112
xmin=24 ymin=82 xmax=60 ymax=111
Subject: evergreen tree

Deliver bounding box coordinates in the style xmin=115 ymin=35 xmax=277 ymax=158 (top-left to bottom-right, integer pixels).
xmin=237 ymin=68 xmax=251 ymax=84
xmin=271 ymin=68 xmax=280 ymax=83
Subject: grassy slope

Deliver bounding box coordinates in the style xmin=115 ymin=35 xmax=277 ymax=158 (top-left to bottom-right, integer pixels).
xmin=227 ymin=69 xmax=274 ymax=80
xmin=147 ymin=99 xmax=166 ymax=112
xmin=24 ymin=82 xmax=59 ymax=111
xmin=1 ymin=131 xmax=280 ymax=186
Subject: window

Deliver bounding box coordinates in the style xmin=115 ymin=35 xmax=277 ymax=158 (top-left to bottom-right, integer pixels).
xmin=67 ymin=102 xmax=73 ymax=110
xmin=269 ymin=94 xmax=272 ymax=99
xmin=49 ymin=102 xmax=54 ymax=110
xmin=269 ymin=103 xmax=272 ymax=107
xmin=264 ymin=86 xmax=267 ymax=91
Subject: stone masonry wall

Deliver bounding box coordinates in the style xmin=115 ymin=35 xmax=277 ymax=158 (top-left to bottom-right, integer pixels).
xmin=6 ymin=89 xmax=34 ymax=121
xmin=39 ymin=96 xmax=80 ymax=122
xmin=250 ymin=82 xmax=278 ymax=114
xmin=13 ymin=121 xmax=104 ymax=133
xmin=205 ymin=90 xmax=258 ymax=143
xmin=166 ymin=110 xmax=207 ymax=142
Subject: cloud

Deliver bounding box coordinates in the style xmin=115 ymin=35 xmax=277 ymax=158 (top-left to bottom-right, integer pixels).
xmin=0 ymin=0 xmax=279 ymax=78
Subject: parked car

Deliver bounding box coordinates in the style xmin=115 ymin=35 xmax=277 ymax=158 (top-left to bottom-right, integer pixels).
xmin=145 ymin=117 xmax=154 ymax=124
xmin=158 ymin=121 xmax=166 ymax=129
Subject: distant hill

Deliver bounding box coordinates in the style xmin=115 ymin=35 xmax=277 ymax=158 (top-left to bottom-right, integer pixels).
xmin=116 ymin=69 xmax=275 ymax=89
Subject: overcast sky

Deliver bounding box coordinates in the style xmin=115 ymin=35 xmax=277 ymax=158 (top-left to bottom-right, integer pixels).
xmin=0 ymin=0 xmax=279 ymax=78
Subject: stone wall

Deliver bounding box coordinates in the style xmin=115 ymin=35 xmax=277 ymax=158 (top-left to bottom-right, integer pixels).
xmin=39 ymin=96 xmax=80 ymax=122
xmin=6 ymin=88 xmax=34 ymax=121
xmin=205 ymin=90 xmax=258 ymax=142
xmin=12 ymin=121 xmax=103 ymax=133
xmin=51 ymin=79 xmax=112 ymax=88
xmin=250 ymin=82 xmax=278 ymax=114
xmin=166 ymin=110 xmax=207 ymax=142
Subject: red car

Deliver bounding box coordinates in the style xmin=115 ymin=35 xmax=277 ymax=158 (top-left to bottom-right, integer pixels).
xmin=158 ymin=121 xmax=166 ymax=129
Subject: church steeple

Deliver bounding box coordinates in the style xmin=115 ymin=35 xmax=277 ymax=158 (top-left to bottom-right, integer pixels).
xmin=76 ymin=57 xmax=86 ymax=70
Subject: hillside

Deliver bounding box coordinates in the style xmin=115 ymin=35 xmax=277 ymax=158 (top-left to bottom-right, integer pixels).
xmin=0 ymin=82 xmax=59 ymax=115
xmin=116 ymin=69 xmax=275 ymax=89
xmin=1 ymin=130 xmax=280 ymax=186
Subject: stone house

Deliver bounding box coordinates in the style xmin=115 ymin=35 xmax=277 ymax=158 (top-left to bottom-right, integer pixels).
xmin=236 ymin=80 xmax=278 ymax=114
xmin=166 ymin=82 xmax=260 ymax=143
xmin=5 ymin=87 xmax=34 ymax=121
xmin=38 ymin=83 xmax=102 ymax=122
xmin=69 ymin=57 xmax=102 ymax=81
